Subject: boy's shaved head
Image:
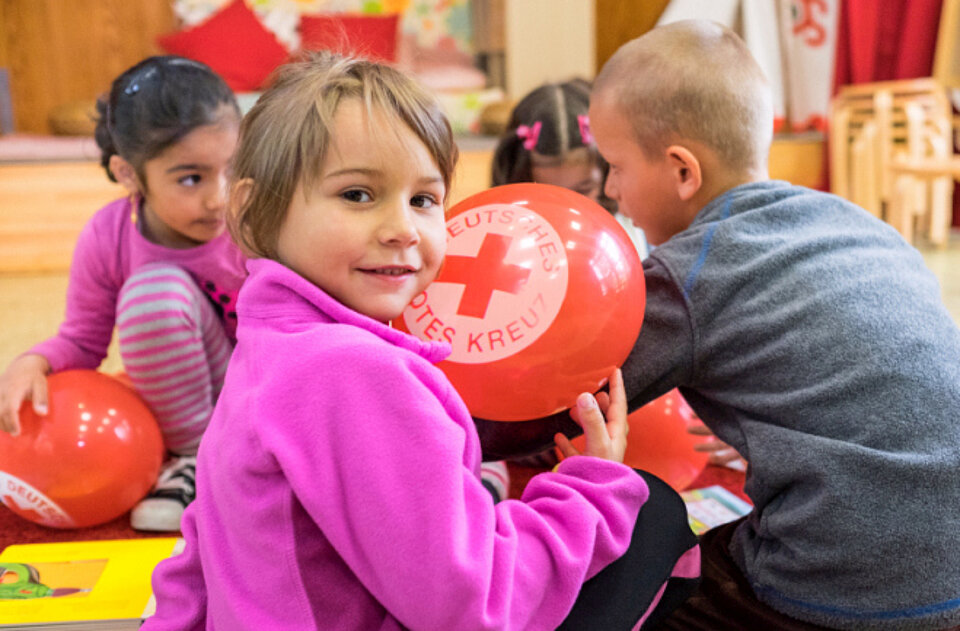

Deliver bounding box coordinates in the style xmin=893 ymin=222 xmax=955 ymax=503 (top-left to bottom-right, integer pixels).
xmin=594 ymin=19 xmax=773 ymax=174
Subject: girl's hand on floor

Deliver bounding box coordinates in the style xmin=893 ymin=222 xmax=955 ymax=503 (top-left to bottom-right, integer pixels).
xmin=0 ymin=354 xmax=51 ymax=436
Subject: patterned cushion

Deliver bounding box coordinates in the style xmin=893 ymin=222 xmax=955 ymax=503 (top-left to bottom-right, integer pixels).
xmin=157 ymin=0 xmax=290 ymax=92
xmin=299 ymin=13 xmax=400 ymax=63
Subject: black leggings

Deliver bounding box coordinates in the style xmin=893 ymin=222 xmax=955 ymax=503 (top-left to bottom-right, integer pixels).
xmin=559 ymin=470 xmax=701 ymax=630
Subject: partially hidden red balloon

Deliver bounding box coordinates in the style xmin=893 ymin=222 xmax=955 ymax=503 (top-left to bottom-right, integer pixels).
xmin=0 ymin=370 xmax=163 ymax=528
xmin=394 ymin=183 xmax=645 ymax=424
xmin=572 ymin=390 xmax=709 ymax=491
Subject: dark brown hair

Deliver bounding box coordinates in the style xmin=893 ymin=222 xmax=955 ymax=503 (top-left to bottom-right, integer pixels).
xmin=491 ymin=79 xmax=614 ymax=212
xmin=94 ymin=56 xmax=239 ymax=185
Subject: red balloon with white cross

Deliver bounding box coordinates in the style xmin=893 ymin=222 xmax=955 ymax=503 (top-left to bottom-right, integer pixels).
xmin=394 ymin=183 xmax=646 ymax=459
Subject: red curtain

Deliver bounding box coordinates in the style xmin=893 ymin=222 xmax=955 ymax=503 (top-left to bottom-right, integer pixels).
xmin=833 ymin=0 xmax=943 ymax=88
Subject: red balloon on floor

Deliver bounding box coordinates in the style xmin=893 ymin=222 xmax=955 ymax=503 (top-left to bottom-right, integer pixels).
xmin=573 ymin=390 xmax=709 ymax=491
xmin=395 ymin=183 xmax=645 ymax=428
xmin=0 ymin=370 xmax=163 ymax=529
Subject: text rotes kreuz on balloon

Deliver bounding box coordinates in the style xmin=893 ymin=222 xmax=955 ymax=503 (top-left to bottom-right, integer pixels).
xmin=403 ymin=203 xmax=568 ymax=364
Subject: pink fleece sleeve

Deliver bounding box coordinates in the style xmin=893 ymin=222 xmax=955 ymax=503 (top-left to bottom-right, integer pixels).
xmin=260 ymin=347 xmax=649 ymax=631
xmin=141 ymin=506 xmax=207 ymax=631
xmin=28 ymin=214 xmax=121 ymax=372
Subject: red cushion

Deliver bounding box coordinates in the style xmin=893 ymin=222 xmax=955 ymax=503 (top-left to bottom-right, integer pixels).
xmin=300 ymin=13 xmax=400 ymax=63
xmin=157 ymin=0 xmax=290 ymax=92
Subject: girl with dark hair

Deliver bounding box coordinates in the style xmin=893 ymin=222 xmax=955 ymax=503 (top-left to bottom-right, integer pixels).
xmin=492 ymin=79 xmax=649 ymax=259
xmin=0 ymin=56 xmax=245 ymax=532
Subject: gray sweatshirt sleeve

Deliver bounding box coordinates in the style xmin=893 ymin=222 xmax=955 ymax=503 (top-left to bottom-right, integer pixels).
xmin=620 ymin=254 xmax=696 ymax=412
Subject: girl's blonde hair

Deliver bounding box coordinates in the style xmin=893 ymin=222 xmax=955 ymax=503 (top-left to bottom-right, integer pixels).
xmin=230 ymin=52 xmax=458 ymax=259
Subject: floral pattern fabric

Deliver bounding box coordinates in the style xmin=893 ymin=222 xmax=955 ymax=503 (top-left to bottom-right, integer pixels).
xmin=173 ymin=0 xmax=473 ymax=56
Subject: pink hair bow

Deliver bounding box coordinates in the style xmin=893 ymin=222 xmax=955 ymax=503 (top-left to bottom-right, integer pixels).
xmin=516 ymin=121 xmax=542 ymax=150
xmin=577 ymin=115 xmax=594 ymax=145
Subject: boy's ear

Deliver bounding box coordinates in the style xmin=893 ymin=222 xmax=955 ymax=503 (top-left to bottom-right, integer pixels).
xmin=108 ymin=155 xmax=143 ymax=196
xmin=665 ymin=145 xmax=702 ymax=202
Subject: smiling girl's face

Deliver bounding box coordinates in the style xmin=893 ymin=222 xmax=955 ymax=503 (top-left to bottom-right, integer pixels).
xmin=274 ymin=99 xmax=448 ymax=323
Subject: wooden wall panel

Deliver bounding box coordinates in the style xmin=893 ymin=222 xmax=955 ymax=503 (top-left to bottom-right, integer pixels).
xmin=0 ymin=2 xmax=8 ymax=68
xmin=0 ymin=162 xmax=123 ymax=272
xmin=0 ymin=0 xmax=176 ymax=134
xmin=595 ymin=0 xmax=669 ymax=73
xmin=504 ymin=0 xmax=595 ymax=99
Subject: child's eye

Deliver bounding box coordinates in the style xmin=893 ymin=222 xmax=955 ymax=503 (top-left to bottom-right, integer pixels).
xmin=411 ymin=194 xmax=439 ymax=209
xmin=341 ymin=189 xmax=372 ymax=203
xmin=178 ymin=174 xmax=202 ymax=186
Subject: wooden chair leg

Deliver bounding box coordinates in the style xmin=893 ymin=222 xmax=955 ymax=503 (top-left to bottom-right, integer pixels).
xmin=929 ymin=175 xmax=953 ymax=246
xmin=889 ymin=172 xmax=915 ymax=243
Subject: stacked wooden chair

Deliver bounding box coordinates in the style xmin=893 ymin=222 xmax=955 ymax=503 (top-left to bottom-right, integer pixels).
xmin=829 ymin=78 xmax=956 ymax=246
xmin=829 ymin=0 xmax=960 ymax=248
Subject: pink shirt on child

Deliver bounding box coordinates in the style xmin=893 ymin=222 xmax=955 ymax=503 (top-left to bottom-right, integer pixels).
xmin=29 ymin=196 xmax=247 ymax=371
xmin=143 ymin=258 xmax=649 ymax=631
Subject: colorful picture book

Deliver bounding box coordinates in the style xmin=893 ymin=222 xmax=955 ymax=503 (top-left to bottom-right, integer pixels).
xmin=680 ymin=485 xmax=753 ymax=535
xmin=0 ymin=537 xmax=183 ymax=630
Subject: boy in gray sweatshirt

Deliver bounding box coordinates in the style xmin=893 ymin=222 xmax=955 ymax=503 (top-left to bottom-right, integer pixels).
xmin=590 ymin=19 xmax=960 ymax=631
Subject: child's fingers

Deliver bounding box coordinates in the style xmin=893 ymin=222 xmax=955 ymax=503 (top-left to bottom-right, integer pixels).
xmin=707 ymin=449 xmax=743 ymax=466
xmin=604 ymin=369 xmax=628 ymax=438
xmin=594 ymin=391 xmax=610 ymax=413
xmin=572 ymin=391 xmax=610 ymax=420
xmin=8 ymin=410 xmax=20 ymax=437
xmin=0 ymin=356 xmax=49 ymax=437
xmin=0 ymin=404 xmax=13 ymax=435
xmin=693 ymin=439 xmax=730 ymax=453
xmin=569 ymin=403 xmax=581 ymax=425
xmin=694 ymin=438 xmax=741 ymax=459
xmin=574 ymin=392 xmax=609 ymax=452
xmin=0 ymin=377 xmax=31 ymax=436
xmin=554 ymin=432 xmax=579 ymax=459
xmin=687 ymin=422 xmax=714 ymax=436
xmin=692 ymin=437 xmax=744 ymax=466
xmin=0 ymin=395 xmax=20 ymax=436
xmin=31 ymin=374 xmax=48 ymax=418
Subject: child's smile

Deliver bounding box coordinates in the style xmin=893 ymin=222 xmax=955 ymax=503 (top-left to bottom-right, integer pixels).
xmin=275 ymin=99 xmax=447 ymax=323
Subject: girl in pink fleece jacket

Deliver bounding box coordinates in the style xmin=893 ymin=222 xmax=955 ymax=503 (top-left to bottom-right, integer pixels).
xmin=0 ymin=56 xmax=245 ymax=532
xmin=143 ymin=52 xmax=699 ymax=631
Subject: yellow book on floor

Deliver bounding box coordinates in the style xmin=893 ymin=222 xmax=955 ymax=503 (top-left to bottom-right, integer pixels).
xmin=0 ymin=537 xmax=183 ymax=630
xmin=680 ymin=485 xmax=753 ymax=535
